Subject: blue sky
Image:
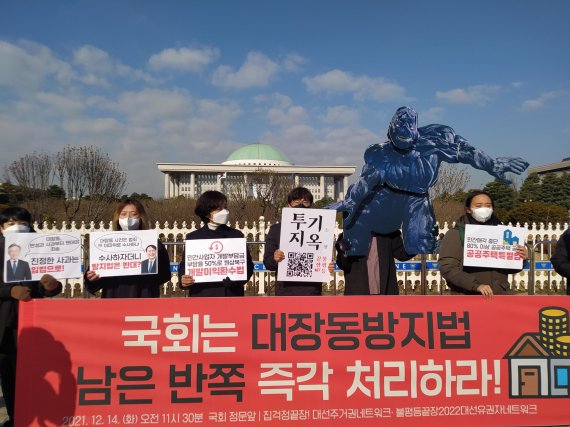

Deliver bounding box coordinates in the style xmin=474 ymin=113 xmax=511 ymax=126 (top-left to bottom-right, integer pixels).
xmin=1 ymin=0 xmax=568 ymax=197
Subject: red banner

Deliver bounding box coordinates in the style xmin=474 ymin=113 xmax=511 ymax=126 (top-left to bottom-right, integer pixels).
xmin=16 ymin=296 xmax=570 ymax=427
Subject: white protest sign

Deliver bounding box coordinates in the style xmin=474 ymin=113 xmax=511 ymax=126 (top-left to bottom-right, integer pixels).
xmin=3 ymin=232 xmax=82 ymax=282
xmin=184 ymin=238 xmax=247 ymax=283
xmin=463 ymin=224 xmax=527 ymax=269
xmin=89 ymin=230 xmax=158 ymax=277
xmin=277 ymin=208 xmax=336 ymax=282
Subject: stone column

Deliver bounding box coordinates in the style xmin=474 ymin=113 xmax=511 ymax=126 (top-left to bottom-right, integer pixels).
xmin=342 ymin=176 xmax=348 ymax=200
xmin=216 ymin=172 xmax=222 ymax=191
xmin=169 ymin=175 xmax=175 ymax=198
xmin=190 ymin=173 xmax=195 ymax=198
xmin=164 ymin=173 xmax=170 ymax=198
xmin=320 ymin=175 xmax=325 ymax=199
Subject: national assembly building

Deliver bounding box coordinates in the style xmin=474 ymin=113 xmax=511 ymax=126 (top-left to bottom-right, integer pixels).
xmin=157 ymin=143 xmax=356 ymax=201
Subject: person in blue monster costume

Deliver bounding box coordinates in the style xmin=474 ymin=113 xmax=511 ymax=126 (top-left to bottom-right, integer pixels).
xmin=331 ymin=106 xmax=529 ymax=256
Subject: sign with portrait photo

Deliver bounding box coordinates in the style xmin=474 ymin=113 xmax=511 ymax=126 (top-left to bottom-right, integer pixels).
xmin=88 ymin=230 xmax=158 ymax=277
xmin=3 ymin=232 xmax=82 ymax=282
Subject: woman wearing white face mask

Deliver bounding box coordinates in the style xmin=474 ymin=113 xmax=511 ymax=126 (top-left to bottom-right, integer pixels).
xmin=438 ymin=190 xmax=528 ymax=299
xmin=178 ymin=191 xmax=254 ymax=297
xmin=85 ymin=199 xmax=171 ymax=298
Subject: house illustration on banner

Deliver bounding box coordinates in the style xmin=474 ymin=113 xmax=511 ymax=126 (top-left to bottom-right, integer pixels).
xmin=503 ymin=229 xmax=520 ymax=246
xmin=504 ymin=307 xmax=570 ymax=398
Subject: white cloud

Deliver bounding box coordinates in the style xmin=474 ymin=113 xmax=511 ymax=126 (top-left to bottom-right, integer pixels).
xmin=322 ymin=106 xmax=361 ymax=126
xmin=112 ymin=88 xmax=193 ymax=123
xmin=212 ymin=52 xmax=279 ymax=89
xmin=260 ymin=122 xmax=377 ymax=169
xmin=419 ymin=107 xmax=445 ymax=123
xmin=0 ymin=116 xmax=63 ymax=154
xmin=303 ymin=69 xmax=408 ymax=102
xmin=521 ymin=91 xmax=563 ymax=111
xmin=511 ymin=81 xmax=524 ymax=88
xmin=257 ymin=97 xmax=378 ymax=168
xmin=36 ymin=92 xmax=85 ymax=115
xmin=73 ymin=45 xmax=157 ymax=84
xmin=0 ymin=39 xmax=74 ymax=92
xmin=62 ymin=117 xmax=124 ymax=135
xmin=187 ymin=99 xmax=242 ymax=142
xmin=148 ymin=46 xmax=220 ymax=72
xmin=254 ymin=94 xmax=377 ymax=168
xmin=435 ymin=85 xmax=501 ymax=105
xmin=254 ymin=93 xmax=307 ymax=126
xmin=105 ymin=92 xmax=242 ymax=177
xmin=282 ymin=53 xmax=306 ymax=72
xmin=267 ymin=105 xmax=307 ymax=126
xmin=0 ymin=39 xmax=382 ymax=196
xmin=0 ymin=86 xmax=243 ymax=196
xmin=74 ymin=45 xmax=113 ymax=73
xmin=80 ymin=74 xmax=108 ymax=86
xmin=254 ymin=93 xmax=293 ymax=109
xmin=321 ymin=127 xmax=379 ymax=165
xmin=0 ymin=38 xmax=250 ymax=197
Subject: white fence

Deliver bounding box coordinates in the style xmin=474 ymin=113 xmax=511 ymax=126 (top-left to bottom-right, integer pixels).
xmin=31 ymin=218 xmax=569 ymax=297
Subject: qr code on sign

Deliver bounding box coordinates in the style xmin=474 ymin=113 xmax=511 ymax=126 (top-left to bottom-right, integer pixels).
xmin=286 ymin=252 xmax=314 ymax=277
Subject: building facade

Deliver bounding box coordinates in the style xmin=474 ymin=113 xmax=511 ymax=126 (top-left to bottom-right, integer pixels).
xmin=528 ymin=158 xmax=570 ymax=178
xmin=157 ymin=143 xmax=355 ymax=201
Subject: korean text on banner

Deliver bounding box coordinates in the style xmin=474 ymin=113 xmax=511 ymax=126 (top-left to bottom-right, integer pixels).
xmin=277 ymin=207 xmax=336 ymax=282
xmin=184 ymin=237 xmax=247 ymax=283
xmin=3 ymin=232 xmax=81 ymax=282
xmin=88 ymin=230 xmax=158 ymax=277
xmin=463 ymin=225 xmax=527 ymax=269
xmin=16 ymin=296 xmax=570 ymax=427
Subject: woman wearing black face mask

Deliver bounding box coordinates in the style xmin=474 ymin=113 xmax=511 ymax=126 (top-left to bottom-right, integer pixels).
xmin=85 ymin=199 xmax=171 ymax=298
xmin=438 ymin=191 xmax=528 ymax=298
xmin=178 ymin=191 xmax=254 ymax=297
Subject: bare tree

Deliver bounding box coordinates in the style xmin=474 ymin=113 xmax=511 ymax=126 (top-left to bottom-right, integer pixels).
xmin=248 ymin=169 xmax=294 ymax=221
xmin=429 ymin=164 xmax=471 ymax=225
xmin=55 ymin=146 xmax=127 ymax=223
xmin=226 ymin=169 xmax=294 ymax=222
xmin=225 ymin=175 xmax=250 ymax=223
xmin=4 ymin=152 xmax=53 ymax=222
xmin=433 ymin=198 xmax=466 ymax=226
xmin=429 ymin=163 xmax=470 ymax=202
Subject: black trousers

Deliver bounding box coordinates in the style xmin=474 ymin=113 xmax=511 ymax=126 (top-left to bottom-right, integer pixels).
xmin=0 ymin=330 xmax=17 ymax=422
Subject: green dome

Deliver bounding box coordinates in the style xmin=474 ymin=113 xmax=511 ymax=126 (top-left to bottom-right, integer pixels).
xmin=223 ymin=143 xmax=291 ymax=166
